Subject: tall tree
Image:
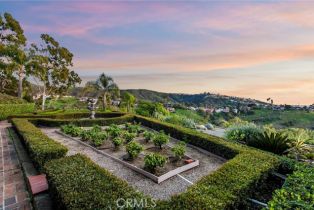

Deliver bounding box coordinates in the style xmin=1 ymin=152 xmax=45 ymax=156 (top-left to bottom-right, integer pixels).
xmin=121 ymin=91 xmax=136 ymax=112
xmin=0 ymin=12 xmax=28 ymax=98
xmin=27 ymin=34 xmax=81 ymax=110
xmin=96 ymin=73 xmax=119 ymax=110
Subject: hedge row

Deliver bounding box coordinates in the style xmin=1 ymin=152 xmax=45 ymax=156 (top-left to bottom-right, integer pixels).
xmin=0 ymin=93 xmax=26 ymax=104
xmin=27 ymin=114 xmax=281 ymax=209
xmin=8 ymin=111 xmax=126 ymax=120
xmin=0 ymin=103 xmax=35 ymax=120
xmin=30 ymin=114 xmax=134 ymax=127
xmin=11 ymin=118 xmax=68 ymax=170
xmin=267 ymin=164 xmax=314 ymax=209
xmin=44 ymin=154 xmax=153 ymax=209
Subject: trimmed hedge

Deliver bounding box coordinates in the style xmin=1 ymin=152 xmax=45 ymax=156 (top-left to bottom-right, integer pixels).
xmin=8 ymin=111 xmax=126 ymax=120
xmin=0 ymin=103 xmax=35 ymax=120
xmin=44 ymin=154 xmax=153 ymax=209
xmin=30 ymin=114 xmax=134 ymax=127
xmin=0 ymin=93 xmax=26 ymax=104
xmin=11 ymin=118 xmax=68 ymax=170
xmin=267 ymin=164 xmax=314 ymax=210
xmin=14 ymin=113 xmax=283 ymax=209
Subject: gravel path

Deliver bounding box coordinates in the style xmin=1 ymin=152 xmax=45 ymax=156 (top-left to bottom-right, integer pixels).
xmin=41 ymin=127 xmax=225 ymax=200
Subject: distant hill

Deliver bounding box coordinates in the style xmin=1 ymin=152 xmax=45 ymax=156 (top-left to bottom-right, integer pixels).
xmin=69 ymin=87 xmax=267 ymax=108
xmin=121 ymin=89 xmax=267 ymax=107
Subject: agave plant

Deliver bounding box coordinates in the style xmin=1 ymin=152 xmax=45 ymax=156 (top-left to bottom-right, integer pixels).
xmin=248 ymin=131 xmax=291 ymax=155
xmin=285 ymin=133 xmax=312 ymax=161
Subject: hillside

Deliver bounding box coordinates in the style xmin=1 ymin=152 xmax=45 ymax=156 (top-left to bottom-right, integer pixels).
xmin=121 ymin=89 xmax=267 ymax=108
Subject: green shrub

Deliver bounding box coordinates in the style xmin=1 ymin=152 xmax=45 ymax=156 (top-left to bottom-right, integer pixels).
xmin=126 ymin=141 xmax=143 ymax=160
xmin=144 ymin=153 xmax=167 ymax=173
xmin=0 ymin=103 xmax=35 ymax=120
xmin=153 ymin=131 xmax=170 ymax=149
xmin=248 ymin=131 xmax=291 ymax=155
xmin=172 ymin=142 xmax=186 ymax=160
xmin=61 ymin=124 xmax=82 ymax=137
xmin=90 ymin=132 xmax=108 ymax=147
xmin=123 ymin=131 xmax=137 ymax=143
xmin=268 ymin=164 xmax=314 ymax=210
xmin=125 ymin=123 xmax=142 ymax=134
xmin=44 ymin=154 xmax=151 ymax=209
xmin=107 ymin=124 xmax=122 ymax=138
xmin=12 ymin=118 xmax=68 ymax=171
xmin=225 ymin=123 xmax=263 ymax=143
xmin=112 ymin=137 xmax=123 ymax=148
xmin=91 ymin=124 xmax=102 ymax=132
xmin=143 ymin=130 xmax=155 ymax=142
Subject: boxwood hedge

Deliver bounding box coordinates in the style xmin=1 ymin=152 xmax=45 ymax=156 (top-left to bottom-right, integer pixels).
xmin=44 ymin=154 xmax=153 ymax=210
xmin=14 ymin=113 xmax=283 ymax=209
xmin=11 ymin=118 xmax=68 ymax=171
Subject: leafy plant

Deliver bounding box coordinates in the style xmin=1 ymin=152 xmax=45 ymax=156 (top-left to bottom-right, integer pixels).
xmin=91 ymin=125 xmax=102 ymax=133
xmin=143 ymin=131 xmax=155 ymax=143
xmin=152 ymin=131 xmax=170 ymax=149
xmin=144 ymin=153 xmax=167 ymax=172
xmin=123 ymin=131 xmax=136 ymax=143
xmin=248 ymin=131 xmax=291 ymax=155
xmin=61 ymin=124 xmax=83 ymax=137
xmin=225 ymin=123 xmax=263 ymax=143
xmin=125 ymin=123 xmax=142 ymax=134
xmin=126 ymin=141 xmax=143 ymax=160
xmin=112 ymin=137 xmax=123 ymax=149
xmin=106 ymin=124 xmax=122 ymax=138
xmin=172 ymin=142 xmax=186 ymax=160
xmin=90 ymin=132 xmax=108 ymax=147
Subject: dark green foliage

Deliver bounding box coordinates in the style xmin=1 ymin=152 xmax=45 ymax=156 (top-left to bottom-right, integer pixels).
xmin=172 ymin=142 xmax=186 ymax=160
xmin=125 ymin=123 xmax=142 ymax=134
xmin=106 ymin=124 xmax=123 ymax=138
xmin=60 ymin=124 xmax=82 ymax=137
xmin=248 ymin=131 xmax=291 ymax=155
xmin=123 ymin=131 xmax=136 ymax=143
xmin=143 ymin=130 xmax=155 ymax=142
xmin=225 ymin=124 xmax=263 ymax=143
xmin=112 ymin=137 xmax=123 ymax=148
xmin=11 ymin=118 xmax=67 ymax=171
xmin=268 ymin=164 xmax=314 ymax=210
xmin=152 ymin=131 xmax=170 ymax=149
xmin=44 ymin=154 xmax=151 ymax=210
xmin=126 ymin=141 xmax=143 ymax=159
xmin=144 ymin=153 xmax=167 ymax=172
xmin=135 ymin=100 xmax=168 ymax=117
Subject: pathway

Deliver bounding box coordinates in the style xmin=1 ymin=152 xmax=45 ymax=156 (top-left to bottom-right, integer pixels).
xmin=0 ymin=121 xmax=31 ymax=210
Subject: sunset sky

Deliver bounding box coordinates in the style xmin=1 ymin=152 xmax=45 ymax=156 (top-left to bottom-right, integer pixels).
xmin=1 ymin=1 xmax=314 ymax=105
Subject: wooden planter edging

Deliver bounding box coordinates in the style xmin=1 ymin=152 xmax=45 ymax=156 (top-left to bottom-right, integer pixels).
xmin=56 ymin=130 xmax=199 ymax=183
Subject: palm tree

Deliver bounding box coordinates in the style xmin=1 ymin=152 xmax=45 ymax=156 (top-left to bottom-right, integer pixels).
xmin=96 ymin=73 xmax=119 ymax=110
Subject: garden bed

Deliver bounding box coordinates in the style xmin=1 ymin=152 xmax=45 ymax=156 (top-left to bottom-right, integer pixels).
xmin=56 ymin=124 xmax=199 ymax=183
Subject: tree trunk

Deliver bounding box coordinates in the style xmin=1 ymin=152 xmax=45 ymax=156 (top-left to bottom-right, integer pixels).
xmin=103 ymin=93 xmax=107 ymax=110
xmin=18 ymin=67 xmax=23 ymax=98
xmin=42 ymin=85 xmax=46 ymax=111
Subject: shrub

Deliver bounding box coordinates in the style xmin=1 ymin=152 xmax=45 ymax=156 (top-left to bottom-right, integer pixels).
xmin=61 ymin=124 xmax=82 ymax=137
xmin=90 ymin=132 xmax=108 ymax=147
xmin=44 ymin=154 xmax=151 ymax=209
xmin=225 ymin=123 xmax=263 ymax=143
xmin=123 ymin=131 xmax=136 ymax=143
xmin=126 ymin=141 xmax=143 ymax=160
xmin=268 ymin=164 xmax=314 ymax=209
xmin=144 ymin=153 xmax=167 ymax=173
xmin=125 ymin=123 xmax=142 ymax=134
xmin=143 ymin=130 xmax=155 ymax=142
xmin=172 ymin=142 xmax=186 ymax=160
xmin=153 ymin=131 xmax=170 ymax=149
xmin=112 ymin=137 xmax=123 ymax=148
xmin=12 ymin=118 xmax=68 ymax=171
xmin=91 ymin=124 xmax=102 ymax=132
xmin=248 ymin=131 xmax=291 ymax=155
xmin=106 ymin=124 xmax=122 ymax=138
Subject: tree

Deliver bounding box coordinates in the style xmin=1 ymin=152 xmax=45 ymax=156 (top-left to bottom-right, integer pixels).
xmin=80 ymin=81 xmax=98 ymax=97
xmin=121 ymin=91 xmax=136 ymax=112
xmin=27 ymin=34 xmax=81 ymax=110
xmin=96 ymin=73 xmax=119 ymax=110
xmin=0 ymin=12 xmax=28 ymax=98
